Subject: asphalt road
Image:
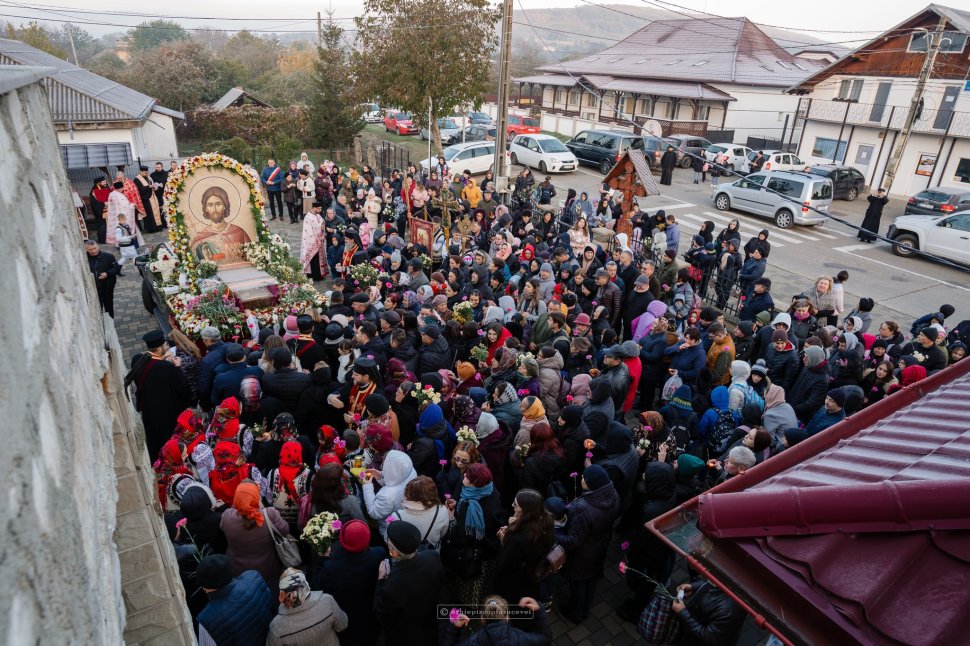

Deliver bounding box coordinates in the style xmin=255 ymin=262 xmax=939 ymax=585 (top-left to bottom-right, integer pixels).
xmin=528 ymin=162 xmax=968 ymax=326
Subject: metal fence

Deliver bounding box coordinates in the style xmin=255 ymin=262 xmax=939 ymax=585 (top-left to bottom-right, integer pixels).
xmin=706 ymin=129 xmax=736 ymax=144
xmin=745 ymin=136 xmax=797 ymax=153
xmin=373 ymin=141 xmax=413 ymax=178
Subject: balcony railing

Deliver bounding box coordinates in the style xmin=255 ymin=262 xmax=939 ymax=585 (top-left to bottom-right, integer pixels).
xmin=806 ymin=99 xmax=970 ymax=138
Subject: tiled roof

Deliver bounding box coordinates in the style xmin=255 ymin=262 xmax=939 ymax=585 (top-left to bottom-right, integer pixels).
xmin=0 ymin=37 xmax=183 ymax=122
xmin=649 ymin=358 xmax=970 ymax=646
xmin=536 ymin=17 xmax=824 ymax=88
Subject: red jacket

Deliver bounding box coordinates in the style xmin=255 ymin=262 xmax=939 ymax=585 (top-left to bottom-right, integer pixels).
xmin=622 ymin=356 xmax=642 ymax=412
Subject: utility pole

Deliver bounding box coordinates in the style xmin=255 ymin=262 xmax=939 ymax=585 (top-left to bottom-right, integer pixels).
xmin=493 ymin=0 xmax=514 ymax=193
xmin=317 ymin=12 xmax=323 ymax=49
xmin=882 ymin=14 xmax=947 ymax=194
xmin=66 ymin=23 xmax=79 ymax=66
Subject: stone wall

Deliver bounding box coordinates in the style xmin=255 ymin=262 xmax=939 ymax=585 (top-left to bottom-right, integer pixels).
xmin=0 ymin=66 xmax=193 ymax=645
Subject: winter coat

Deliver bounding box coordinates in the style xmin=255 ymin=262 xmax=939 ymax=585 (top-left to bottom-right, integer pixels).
xmin=493 ymin=530 xmax=555 ymax=606
xmin=597 ymin=281 xmax=623 ymax=327
xmin=762 ymin=386 xmax=798 ymax=446
xmin=601 ymin=362 xmax=630 ymax=412
xmin=520 ymin=450 xmax=564 ymax=495
xmin=441 ymin=609 xmax=553 ymax=646
xmin=312 ymin=544 xmax=387 ymax=646
xmin=267 ymin=591 xmax=348 ymax=646
xmin=830 ymin=335 xmax=864 ymax=387
xmin=220 ymin=507 xmax=290 ymax=594
xmin=180 ymin=486 xmax=228 ymax=555
xmin=362 ymin=450 xmax=417 ymax=520
xmin=765 ymin=342 xmax=800 ymax=391
xmin=674 ymin=580 xmax=746 ymax=646
xmin=665 ymin=343 xmax=706 ymax=386
xmin=374 ymin=551 xmax=448 ymax=646
xmin=417 ymin=335 xmax=451 ymax=374
xmin=787 ymin=362 xmax=830 ymax=422
xmin=803 ymin=405 xmax=846 ymax=437
xmin=639 ymin=330 xmax=672 ymax=383
xmin=261 ymin=368 xmax=312 ymax=412
xmin=582 ymin=379 xmax=615 ymax=443
xmin=197 ymin=570 xmax=275 ymax=646
xmin=555 ymin=482 xmax=620 ymax=581
xmin=738 ymin=291 xmax=774 ymax=323
xmin=537 ymin=353 xmax=565 ymax=419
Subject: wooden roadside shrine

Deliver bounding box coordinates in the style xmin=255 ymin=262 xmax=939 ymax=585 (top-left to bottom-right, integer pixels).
xmin=604 ymin=149 xmax=661 ymax=237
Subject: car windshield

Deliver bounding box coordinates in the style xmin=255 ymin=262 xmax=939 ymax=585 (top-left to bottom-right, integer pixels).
xmin=398 ymin=113 xmax=413 ymax=120
xmin=470 ymin=112 xmax=489 ymax=120
xmin=708 ymin=145 xmax=726 ymax=154
xmin=522 ymin=118 xmax=539 ymax=127
xmin=439 ymin=119 xmax=459 ymax=129
xmin=914 ymin=190 xmax=950 ymax=203
xmin=442 ymin=145 xmax=466 ymax=161
xmin=807 ymin=168 xmax=832 ymax=177
xmin=538 ymin=138 xmax=568 ymax=153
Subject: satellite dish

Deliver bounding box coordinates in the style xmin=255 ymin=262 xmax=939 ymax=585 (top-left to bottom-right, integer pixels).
xmin=642 ymin=119 xmax=663 ymax=138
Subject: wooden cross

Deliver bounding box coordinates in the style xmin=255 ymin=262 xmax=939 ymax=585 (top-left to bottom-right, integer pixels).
xmin=607 ymin=158 xmax=646 ymax=237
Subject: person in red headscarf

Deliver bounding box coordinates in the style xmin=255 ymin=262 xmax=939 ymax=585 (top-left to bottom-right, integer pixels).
xmin=207 ymin=397 xmax=255 ymax=456
xmin=173 ymin=409 xmax=215 ymax=486
xmin=269 ymin=441 xmax=312 ymax=535
xmin=209 ymin=440 xmax=268 ymax=506
xmin=153 ymin=438 xmax=193 ymax=511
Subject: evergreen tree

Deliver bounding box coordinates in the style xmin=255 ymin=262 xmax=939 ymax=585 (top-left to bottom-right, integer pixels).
xmin=309 ymin=17 xmax=364 ymax=151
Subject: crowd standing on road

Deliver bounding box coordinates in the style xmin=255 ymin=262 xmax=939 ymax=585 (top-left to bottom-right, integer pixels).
xmin=125 ymin=152 xmax=970 ymax=646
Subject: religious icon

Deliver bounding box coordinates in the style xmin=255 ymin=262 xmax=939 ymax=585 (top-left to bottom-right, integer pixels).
xmin=192 ymin=185 xmax=253 ymax=264
xmin=410 ymin=216 xmax=435 ymax=250
xmin=177 ymin=166 xmax=258 ymax=269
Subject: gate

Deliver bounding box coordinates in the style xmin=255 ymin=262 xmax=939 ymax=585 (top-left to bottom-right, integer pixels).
xmin=374 ymin=141 xmax=412 ymax=179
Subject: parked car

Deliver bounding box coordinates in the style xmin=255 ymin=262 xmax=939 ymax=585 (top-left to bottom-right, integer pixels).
xmin=704 ymin=144 xmax=753 ymax=173
xmin=456 ymin=124 xmax=497 ymax=142
xmin=359 ymin=103 xmax=382 ymax=123
xmin=743 ymin=150 xmax=805 ymax=173
xmin=888 ymin=211 xmax=970 ymax=264
xmin=667 ymin=134 xmax=713 ymax=168
xmin=806 ymin=165 xmax=867 ymax=201
xmin=420 ymin=118 xmax=462 ymax=142
xmin=419 ymin=141 xmax=508 ymax=176
xmin=509 ymin=134 xmax=578 ymax=173
xmin=383 ymin=111 xmax=418 ymax=135
xmin=641 ymin=136 xmax=679 ymax=170
xmin=506 ymin=114 xmax=540 ymax=138
xmin=712 ymin=170 xmax=833 ymax=228
xmin=903 ymin=187 xmax=970 ymax=216
xmin=565 ymin=129 xmax=645 ymax=175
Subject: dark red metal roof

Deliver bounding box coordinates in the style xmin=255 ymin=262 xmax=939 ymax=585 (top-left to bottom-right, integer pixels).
xmin=648 ymin=358 xmax=970 ymax=646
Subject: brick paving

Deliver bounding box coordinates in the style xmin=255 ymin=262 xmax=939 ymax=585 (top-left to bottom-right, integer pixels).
xmin=112 ymin=214 xmax=773 ymax=646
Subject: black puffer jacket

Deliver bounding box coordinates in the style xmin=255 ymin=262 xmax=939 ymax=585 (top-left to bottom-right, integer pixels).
xmin=260 ymin=368 xmax=311 ymax=411
xmin=520 ymin=450 xmax=564 ymax=495
xmin=555 ymin=482 xmax=620 ymax=581
xmin=417 ymin=335 xmax=451 ymax=374
xmin=787 ymin=361 xmax=830 ymax=422
xmin=179 ymin=486 xmax=228 ymax=554
xmin=675 ymin=580 xmax=747 ymax=646
xmin=764 ymin=342 xmax=800 ymax=391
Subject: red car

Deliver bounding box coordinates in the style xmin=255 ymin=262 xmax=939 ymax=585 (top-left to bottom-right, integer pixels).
xmin=383 ymin=111 xmax=418 ymax=135
xmin=507 ymin=114 xmax=540 ymax=138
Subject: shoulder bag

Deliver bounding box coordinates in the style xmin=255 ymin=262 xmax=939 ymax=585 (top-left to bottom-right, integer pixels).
xmin=530 ymin=543 xmax=566 ymax=583
xmin=263 ymin=509 xmax=302 ymax=568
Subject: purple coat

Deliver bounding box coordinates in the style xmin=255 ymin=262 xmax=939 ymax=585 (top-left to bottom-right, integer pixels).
xmin=631 ymin=300 xmax=670 ymax=341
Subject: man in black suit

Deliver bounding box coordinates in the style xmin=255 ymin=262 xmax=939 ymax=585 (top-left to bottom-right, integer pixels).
xmin=85 ymin=239 xmax=122 ymax=317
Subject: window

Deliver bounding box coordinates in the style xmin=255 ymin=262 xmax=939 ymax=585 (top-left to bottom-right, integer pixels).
xmin=454 ymin=149 xmax=475 ymax=161
xmin=740 ymin=175 xmax=766 ymax=189
xmin=625 ymin=97 xmax=636 ymax=113
xmin=697 ymin=105 xmax=710 ymax=120
xmin=869 ymin=81 xmax=892 ymax=122
xmin=586 ymin=92 xmax=597 ymax=107
xmin=837 ymin=78 xmax=864 ymax=101
xmin=811 ymin=182 xmax=833 ymax=200
xmin=943 ymin=214 xmax=970 ymax=233
xmin=767 ymin=178 xmax=805 ymax=198
xmin=812 ymin=137 xmax=848 ymax=162
xmin=568 ymin=91 xmax=580 ymax=106
xmin=909 ymin=31 xmax=967 ymax=53
xmin=954 ymin=157 xmax=970 ymax=184
xmin=554 ymin=89 xmax=565 ymax=103
xmin=638 ymin=98 xmax=651 ymax=114
xmin=573 ymin=131 xmax=588 ymax=144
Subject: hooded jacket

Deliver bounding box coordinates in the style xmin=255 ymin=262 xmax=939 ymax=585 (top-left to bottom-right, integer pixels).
xmin=363 ymin=449 xmax=416 ymax=519
xmin=537 ymin=352 xmax=565 ymax=419
xmin=631 ymin=299 xmax=668 ymax=342
xmin=762 ymin=384 xmax=797 ymax=446
xmin=699 ymin=386 xmax=733 ymax=443
xmin=830 ymin=332 xmax=864 ymax=387
xmin=416 ymin=334 xmax=451 ymax=375
xmin=408 ymin=404 xmax=455 ymax=477
xmin=787 ymin=348 xmax=830 ymax=422
xmin=665 ymin=341 xmax=707 ymax=386
xmin=582 ymin=378 xmax=615 ymax=444
xmin=765 ymin=340 xmax=800 ymax=391
xmin=738 ymin=290 xmax=774 ymax=324
xmin=555 ymin=481 xmax=620 ymax=581
xmin=596 ymin=424 xmax=639 ymax=514
xmin=726 ymin=361 xmax=752 ymax=412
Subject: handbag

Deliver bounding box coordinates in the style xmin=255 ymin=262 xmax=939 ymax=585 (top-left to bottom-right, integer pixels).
xmin=637 ymin=588 xmax=682 ymax=644
xmin=530 ymin=544 xmax=566 ymax=583
xmin=440 ymin=518 xmax=483 ymax=580
xmin=263 ymin=509 xmax=302 ymax=568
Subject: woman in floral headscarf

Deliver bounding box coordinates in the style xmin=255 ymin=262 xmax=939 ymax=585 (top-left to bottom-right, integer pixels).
xmin=220 ymin=481 xmax=290 ymax=594
xmin=153 ymin=438 xmax=193 ymax=511
xmin=269 ymin=440 xmax=312 ymax=535
xmin=172 ymin=408 xmax=214 ymax=485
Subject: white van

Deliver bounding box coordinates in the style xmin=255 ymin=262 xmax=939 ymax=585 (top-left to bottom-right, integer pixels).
xmin=712 ymin=170 xmax=833 ymax=228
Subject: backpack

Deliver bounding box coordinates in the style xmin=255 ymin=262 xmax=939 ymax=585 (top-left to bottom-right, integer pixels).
xmin=708 ymin=409 xmax=737 ymax=456
xmin=393 ymin=506 xmax=441 ymax=552
xmin=730 ymin=382 xmax=765 ymax=413
xmin=666 ymin=410 xmax=691 ymax=449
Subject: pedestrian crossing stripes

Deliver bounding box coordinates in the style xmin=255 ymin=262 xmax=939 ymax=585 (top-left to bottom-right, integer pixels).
xmin=671 ymin=211 xmax=784 ymax=247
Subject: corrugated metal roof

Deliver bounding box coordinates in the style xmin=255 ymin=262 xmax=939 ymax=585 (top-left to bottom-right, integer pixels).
xmin=0 ymin=38 xmax=183 ymax=123
xmin=537 ymin=17 xmax=824 ymax=88
xmin=513 ymin=73 xmax=735 ymax=101
xmin=211 ymin=86 xmax=272 ymax=110
xmin=649 ymin=358 xmax=970 ymax=646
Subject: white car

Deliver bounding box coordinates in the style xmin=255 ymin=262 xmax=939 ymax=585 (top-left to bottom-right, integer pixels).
xmin=419 ymin=141 xmax=509 ymax=176
xmin=704 ymin=144 xmax=752 ymax=173
xmin=509 ymin=134 xmax=578 ymax=173
xmin=359 ymin=103 xmax=382 ymax=123
xmin=420 ymin=118 xmax=462 ymax=142
xmin=889 ymin=212 xmax=970 ymax=264
xmin=744 ymin=150 xmax=806 ymax=173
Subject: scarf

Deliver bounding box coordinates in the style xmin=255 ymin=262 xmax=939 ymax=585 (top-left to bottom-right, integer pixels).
xmin=233 ymin=482 xmax=265 ymax=527
xmin=493 ymin=382 xmax=519 ymax=406
xmin=273 ymin=413 xmax=298 ymax=441
xmin=210 ymin=441 xmax=247 ymax=505
xmin=522 ymin=398 xmax=545 ymax=420
xmin=153 ymin=439 xmax=190 ymax=509
xmin=460 ymin=482 xmax=494 ymax=540
xmin=277 ymin=441 xmax=304 ymax=500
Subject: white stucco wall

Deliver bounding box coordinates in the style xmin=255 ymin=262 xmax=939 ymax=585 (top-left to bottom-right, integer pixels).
xmin=57 ymin=125 xmax=138 ymax=157
xmin=139 ymin=111 xmax=180 ymax=162
xmin=708 ymin=84 xmax=804 ymax=143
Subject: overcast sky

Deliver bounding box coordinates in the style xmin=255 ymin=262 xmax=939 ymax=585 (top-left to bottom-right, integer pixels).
xmin=1 ymin=0 xmax=927 ymax=44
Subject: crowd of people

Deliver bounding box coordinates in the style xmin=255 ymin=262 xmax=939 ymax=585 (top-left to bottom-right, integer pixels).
xmin=126 ymin=153 xmax=970 ymax=646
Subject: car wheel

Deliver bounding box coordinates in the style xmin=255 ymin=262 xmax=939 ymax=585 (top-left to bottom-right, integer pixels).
xmin=846 ymin=187 xmax=858 ymax=201
xmin=141 ymin=279 xmax=156 ymax=314
xmin=774 ymin=209 xmax=793 ymax=229
xmin=727 ymin=163 xmax=735 ymax=172
xmin=680 ymin=157 xmax=691 ymax=169
xmin=599 ymin=158 xmax=613 ymax=175
xmin=714 ymin=193 xmax=731 ymax=211
xmin=510 ymin=152 xmax=518 ymax=165
xmin=892 ymin=233 xmax=918 ymax=257
xmin=539 ymin=161 xmax=548 ymax=173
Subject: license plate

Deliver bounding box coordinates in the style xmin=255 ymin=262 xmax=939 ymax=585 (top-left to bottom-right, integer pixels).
xmin=561 ymin=165 xmax=574 ymax=170
xmin=817 ymin=205 xmax=827 ymax=211
xmin=919 ymin=202 xmax=934 ymax=208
